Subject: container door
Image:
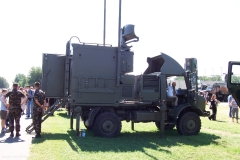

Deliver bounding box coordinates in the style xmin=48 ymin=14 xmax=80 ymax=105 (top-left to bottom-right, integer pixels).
xmin=42 ymin=53 xmax=65 ymax=98
xmin=227 ymin=62 xmax=240 ymax=105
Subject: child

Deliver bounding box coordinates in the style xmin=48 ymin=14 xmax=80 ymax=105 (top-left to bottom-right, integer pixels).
xmin=0 ymin=88 xmax=9 ymax=133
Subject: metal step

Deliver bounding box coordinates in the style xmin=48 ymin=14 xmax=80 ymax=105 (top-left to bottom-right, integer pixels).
xmin=25 ymin=99 xmax=65 ymax=134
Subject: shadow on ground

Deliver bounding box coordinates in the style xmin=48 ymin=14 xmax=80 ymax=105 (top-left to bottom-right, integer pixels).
xmin=31 ymin=128 xmax=220 ymax=160
xmin=0 ymin=136 xmax=25 ymax=143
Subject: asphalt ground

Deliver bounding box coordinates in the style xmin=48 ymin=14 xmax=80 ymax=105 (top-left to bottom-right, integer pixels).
xmin=0 ymin=115 xmax=36 ymax=160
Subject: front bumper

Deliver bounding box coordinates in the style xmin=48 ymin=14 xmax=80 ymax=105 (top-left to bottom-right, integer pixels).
xmin=203 ymin=110 xmax=211 ymax=117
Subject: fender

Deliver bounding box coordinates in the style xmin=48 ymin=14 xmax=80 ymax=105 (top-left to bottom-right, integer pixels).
xmin=173 ymin=104 xmax=205 ymax=122
xmin=84 ymin=107 xmax=101 ymax=128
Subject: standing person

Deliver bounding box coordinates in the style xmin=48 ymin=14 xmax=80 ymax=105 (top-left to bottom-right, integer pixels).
xmin=20 ymin=87 xmax=27 ymax=115
xmin=208 ymin=94 xmax=219 ymax=121
xmin=33 ymin=82 xmax=45 ymax=138
xmin=1 ymin=88 xmax=9 ymax=133
xmin=230 ymin=97 xmax=239 ymax=123
xmin=3 ymin=83 xmax=27 ymax=137
xmin=228 ymin=94 xmax=233 ymax=118
xmin=26 ymin=85 xmax=34 ymax=118
xmin=167 ymin=82 xmax=178 ymax=106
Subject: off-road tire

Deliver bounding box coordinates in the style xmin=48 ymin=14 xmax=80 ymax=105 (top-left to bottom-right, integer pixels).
xmin=177 ymin=112 xmax=201 ymax=136
xmin=93 ymin=112 xmax=122 ymax=138
xmin=155 ymin=122 xmax=175 ymax=130
xmin=176 ymin=118 xmax=183 ymax=135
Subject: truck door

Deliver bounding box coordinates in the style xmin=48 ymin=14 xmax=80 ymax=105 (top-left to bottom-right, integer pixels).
xmin=227 ymin=62 xmax=240 ymax=105
xmin=42 ymin=53 xmax=65 ymax=98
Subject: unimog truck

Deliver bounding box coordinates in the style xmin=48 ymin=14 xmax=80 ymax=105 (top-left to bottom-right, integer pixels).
xmin=39 ymin=24 xmax=210 ymax=138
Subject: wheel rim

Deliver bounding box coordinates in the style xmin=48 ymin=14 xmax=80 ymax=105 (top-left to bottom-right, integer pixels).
xmin=186 ymin=119 xmax=196 ymax=131
xmin=101 ymin=120 xmax=115 ymax=133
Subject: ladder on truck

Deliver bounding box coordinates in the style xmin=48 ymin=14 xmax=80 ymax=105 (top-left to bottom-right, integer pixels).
xmin=25 ymin=99 xmax=65 ymax=134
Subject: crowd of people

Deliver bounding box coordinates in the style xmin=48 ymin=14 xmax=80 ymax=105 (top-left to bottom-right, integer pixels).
xmin=0 ymin=82 xmax=55 ymax=138
xmin=166 ymin=81 xmax=239 ymax=122
xmin=199 ymin=91 xmax=238 ymax=122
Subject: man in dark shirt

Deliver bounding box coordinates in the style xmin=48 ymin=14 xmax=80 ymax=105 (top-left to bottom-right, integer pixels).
xmin=32 ymin=82 xmax=45 ymax=138
xmin=3 ymin=83 xmax=27 ymax=137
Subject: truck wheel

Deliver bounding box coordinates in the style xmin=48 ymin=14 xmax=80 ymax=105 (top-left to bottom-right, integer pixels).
xmin=176 ymin=118 xmax=183 ymax=135
xmin=93 ymin=112 xmax=122 ymax=138
xmin=155 ymin=122 xmax=175 ymax=130
xmin=177 ymin=112 xmax=201 ymax=136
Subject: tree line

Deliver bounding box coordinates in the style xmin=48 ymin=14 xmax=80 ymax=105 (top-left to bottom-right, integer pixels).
xmin=175 ymin=75 xmax=240 ymax=83
xmin=0 ymin=66 xmax=42 ymax=89
xmin=0 ymin=77 xmax=9 ymax=88
xmin=175 ymin=75 xmax=223 ymax=81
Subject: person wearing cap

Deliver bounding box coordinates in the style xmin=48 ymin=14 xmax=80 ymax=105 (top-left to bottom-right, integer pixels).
xmin=3 ymin=83 xmax=27 ymax=137
xmin=32 ymin=82 xmax=45 ymax=138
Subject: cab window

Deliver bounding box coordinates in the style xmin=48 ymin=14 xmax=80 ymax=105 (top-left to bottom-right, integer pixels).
xmin=230 ymin=65 xmax=240 ymax=84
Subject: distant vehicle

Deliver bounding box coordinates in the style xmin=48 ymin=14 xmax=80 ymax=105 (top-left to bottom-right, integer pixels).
xmin=211 ymin=83 xmax=230 ymax=102
xmin=201 ymin=82 xmax=229 ymax=102
xmin=205 ymin=86 xmax=212 ymax=92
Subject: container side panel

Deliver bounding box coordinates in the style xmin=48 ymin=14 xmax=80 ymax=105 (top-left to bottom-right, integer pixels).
xmin=42 ymin=54 xmax=65 ymax=98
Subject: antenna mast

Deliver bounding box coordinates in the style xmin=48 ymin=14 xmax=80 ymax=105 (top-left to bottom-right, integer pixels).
xmin=116 ymin=0 xmax=122 ymax=86
xmin=103 ymin=0 xmax=106 ymax=45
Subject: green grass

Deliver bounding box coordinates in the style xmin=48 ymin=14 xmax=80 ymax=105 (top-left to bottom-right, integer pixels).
xmin=29 ymin=105 xmax=240 ymax=160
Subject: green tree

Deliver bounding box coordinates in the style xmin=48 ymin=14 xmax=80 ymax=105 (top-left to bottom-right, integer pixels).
xmin=28 ymin=66 xmax=42 ymax=86
xmin=14 ymin=73 xmax=28 ymax=87
xmin=0 ymin=77 xmax=9 ymax=88
xmin=209 ymin=75 xmax=221 ymax=81
xmin=198 ymin=76 xmax=210 ymax=81
xmin=174 ymin=76 xmax=184 ymax=80
xmin=199 ymin=75 xmax=222 ymax=81
xmin=231 ymin=75 xmax=240 ymax=83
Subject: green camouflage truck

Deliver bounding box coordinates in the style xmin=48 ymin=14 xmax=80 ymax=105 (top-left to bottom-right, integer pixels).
xmin=38 ymin=24 xmax=210 ymax=138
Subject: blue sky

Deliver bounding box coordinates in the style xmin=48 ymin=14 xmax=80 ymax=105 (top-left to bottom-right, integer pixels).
xmin=1 ymin=0 xmax=240 ymax=84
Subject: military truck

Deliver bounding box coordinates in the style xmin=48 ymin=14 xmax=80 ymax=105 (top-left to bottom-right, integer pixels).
xmin=227 ymin=63 xmax=240 ymax=106
xmin=40 ymin=24 xmax=210 ymax=138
